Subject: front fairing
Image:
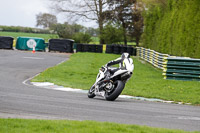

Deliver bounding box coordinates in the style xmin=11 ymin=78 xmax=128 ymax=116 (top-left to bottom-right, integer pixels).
xmin=95 ymin=70 xmax=105 ymax=85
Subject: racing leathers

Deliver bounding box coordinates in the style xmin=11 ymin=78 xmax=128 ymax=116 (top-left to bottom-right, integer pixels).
xmin=105 ymin=56 xmax=134 ymax=75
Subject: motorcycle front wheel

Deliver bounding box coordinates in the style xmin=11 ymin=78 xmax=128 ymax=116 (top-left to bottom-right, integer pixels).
xmin=105 ymin=80 xmax=125 ymax=101
xmin=88 ymin=85 xmax=96 ymax=98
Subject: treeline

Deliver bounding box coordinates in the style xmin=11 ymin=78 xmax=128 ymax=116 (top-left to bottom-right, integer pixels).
xmin=141 ymin=0 xmax=200 ymax=58
xmin=0 ymin=25 xmax=51 ymax=34
xmin=49 ymin=22 xmax=98 ymax=43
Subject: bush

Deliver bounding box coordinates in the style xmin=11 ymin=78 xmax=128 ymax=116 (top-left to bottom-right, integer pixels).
xmin=101 ymin=23 xmax=124 ymax=44
xmin=73 ymin=32 xmax=92 ymax=43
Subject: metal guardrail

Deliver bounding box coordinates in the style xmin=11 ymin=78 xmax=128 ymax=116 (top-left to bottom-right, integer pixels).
xmin=136 ymin=47 xmax=169 ymax=70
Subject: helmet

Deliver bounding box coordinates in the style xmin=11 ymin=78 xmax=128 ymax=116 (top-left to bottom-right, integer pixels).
xmin=121 ymin=53 xmax=130 ymax=59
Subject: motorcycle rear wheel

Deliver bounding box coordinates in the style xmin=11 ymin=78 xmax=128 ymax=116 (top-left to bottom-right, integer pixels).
xmin=88 ymin=85 xmax=96 ymax=98
xmin=105 ymin=80 xmax=125 ymax=101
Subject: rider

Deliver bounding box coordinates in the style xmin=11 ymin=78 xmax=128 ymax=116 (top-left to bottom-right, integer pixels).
xmin=105 ymin=53 xmax=134 ymax=75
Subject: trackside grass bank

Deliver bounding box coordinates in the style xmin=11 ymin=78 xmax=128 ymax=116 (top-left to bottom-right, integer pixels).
xmin=32 ymin=53 xmax=200 ymax=105
xmin=0 ymin=119 xmax=197 ymax=133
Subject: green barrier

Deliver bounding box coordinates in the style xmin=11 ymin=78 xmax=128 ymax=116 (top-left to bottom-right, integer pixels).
xmin=164 ymin=69 xmax=200 ymax=75
xmin=165 ymin=65 xmax=200 ymax=70
xmin=167 ymin=57 xmax=200 ymax=62
xmin=163 ymin=57 xmax=200 ymax=81
xmin=165 ymin=76 xmax=200 ymax=81
xmin=163 ymin=73 xmax=200 ymax=78
xmin=166 ymin=61 xmax=200 ymax=66
xmin=16 ymin=37 xmax=46 ymax=51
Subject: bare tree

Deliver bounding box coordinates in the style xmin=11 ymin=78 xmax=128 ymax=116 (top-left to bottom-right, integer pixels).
xmin=51 ymin=0 xmax=108 ymax=44
xmin=36 ymin=13 xmax=57 ymax=28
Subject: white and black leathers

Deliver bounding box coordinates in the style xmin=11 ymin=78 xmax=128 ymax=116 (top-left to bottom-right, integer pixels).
xmin=105 ymin=53 xmax=134 ymax=75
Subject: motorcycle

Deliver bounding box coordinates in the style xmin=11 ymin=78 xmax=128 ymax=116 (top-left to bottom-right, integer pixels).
xmin=88 ymin=60 xmax=134 ymax=101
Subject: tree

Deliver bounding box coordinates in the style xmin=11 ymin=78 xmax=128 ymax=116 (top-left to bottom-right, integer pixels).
xmin=73 ymin=32 xmax=92 ymax=43
xmin=51 ymin=0 xmax=109 ymax=44
xmin=101 ymin=23 xmax=124 ymax=44
xmin=138 ymin=0 xmax=167 ymax=8
xmin=107 ymin=0 xmax=136 ymax=45
xmin=36 ymin=13 xmax=57 ymax=29
xmin=50 ymin=22 xmax=88 ymax=39
xmin=51 ymin=22 xmax=74 ymax=38
xmin=130 ymin=1 xmax=144 ymax=46
xmin=85 ymin=27 xmax=99 ymax=37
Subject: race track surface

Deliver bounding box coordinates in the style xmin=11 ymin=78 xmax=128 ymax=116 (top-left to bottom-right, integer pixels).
xmin=0 ymin=50 xmax=200 ymax=131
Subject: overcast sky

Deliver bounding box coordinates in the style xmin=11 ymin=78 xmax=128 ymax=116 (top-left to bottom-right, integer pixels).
xmin=0 ymin=0 xmax=97 ymax=28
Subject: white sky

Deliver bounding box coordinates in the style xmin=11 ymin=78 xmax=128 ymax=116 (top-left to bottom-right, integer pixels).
xmin=0 ymin=0 xmax=97 ymax=28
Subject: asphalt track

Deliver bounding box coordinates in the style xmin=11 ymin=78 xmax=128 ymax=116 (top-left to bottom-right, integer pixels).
xmin=0 ymin=50 xmax=200 ymax=131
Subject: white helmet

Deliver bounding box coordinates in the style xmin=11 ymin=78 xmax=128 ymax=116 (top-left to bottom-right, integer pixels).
xmin=121 ymin=53 xmax=130 ymax=59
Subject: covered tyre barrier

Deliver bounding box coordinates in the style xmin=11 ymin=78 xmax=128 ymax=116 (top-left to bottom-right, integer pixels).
xmin=90 ymin=44 xmax=96 ymax=52
xmin=127 ymin=46 xmax=134 ymax=55
xmin=76 ymin=43 xmax=83 ymax=52
xmin=106 ymin=44 xmax=136 ymax=55
xmin=96 ymin=45 xmax=103 ymax=53
xmin=113 ymin=45 xmax=121 ymax=54
xmin=75 ymin=44 xmax=103 ymax=53
xmin=106 ymin=44 xmax=114 ymax=54
xmin=0 ymin=36 xmax=14 ymax=49
xmin=49 ymin=39 xmax=74 ymax=53
xmin=83 ymin=44 xmax=90 ymax=52
xmin=16 ymin=37 xmax=45 ymax=51
xmin=120 ymin=46 xmax=127 ymax=54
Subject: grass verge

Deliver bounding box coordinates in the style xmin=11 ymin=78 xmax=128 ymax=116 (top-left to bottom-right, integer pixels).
xmin=32 ymin=53 xmax=200 ymax=105
xmin=0 ymin=118 xmax=197 ymax=133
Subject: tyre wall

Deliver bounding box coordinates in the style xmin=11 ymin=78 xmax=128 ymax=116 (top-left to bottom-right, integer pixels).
xmin=75 ymin=44 xmax=103 ymax=53
xmin=106 ymin=44 xmax=137 ymax=56
xmin=0 ymin=36 xmax=14 ymax=49
xmin=49 ymin=39 xmax=74 ymax=53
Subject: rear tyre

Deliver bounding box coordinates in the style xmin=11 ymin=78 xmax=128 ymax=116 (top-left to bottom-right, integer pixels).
xmin=105 ymin=80 xmax=125 ymax=101
xmin=88 ymin=85 xmax=96 ymax=98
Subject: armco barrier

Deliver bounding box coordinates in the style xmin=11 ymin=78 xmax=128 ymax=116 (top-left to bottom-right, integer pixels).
xmin=163 ymin=57 xmax=200 ymax=81
xmin=136 ymin=47 xmax=169 ymax=70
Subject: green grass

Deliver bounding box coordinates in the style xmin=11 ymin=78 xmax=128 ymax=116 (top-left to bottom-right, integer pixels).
xmin=0 ymin=31 xmax=58 ymax=42
xmin=0 ymin=118 xmax=197 ymax=133
xmin=32 ymin=53 xmax=200 ymax=105
xmin=90 ymin=36 xmax=100 ymax=44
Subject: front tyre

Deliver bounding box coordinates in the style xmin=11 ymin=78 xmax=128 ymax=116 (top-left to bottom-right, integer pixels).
xmin=105 ymin=80 xmax=125 ymax=101
xmin=88 ymin=85 xmax=96 ymax=98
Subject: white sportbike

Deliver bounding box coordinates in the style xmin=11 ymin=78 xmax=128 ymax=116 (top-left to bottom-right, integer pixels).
xmin=88 ymin=59 xmax=134 ymax=101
